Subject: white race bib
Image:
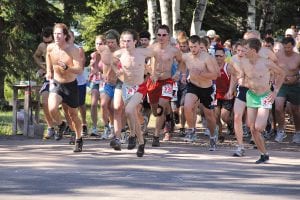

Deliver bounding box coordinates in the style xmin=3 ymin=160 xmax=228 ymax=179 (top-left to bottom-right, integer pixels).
xmin=162 ymin=84 xmax=173 ymax=98
xmin=261 ymin=96 xmax=272 ymax=109
xmin=122 ymin=84 xmax=138 ymax=102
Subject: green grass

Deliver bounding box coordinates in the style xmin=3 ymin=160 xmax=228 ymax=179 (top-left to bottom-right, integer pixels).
xmin=0 ymin=111 xmax=13 ymax=135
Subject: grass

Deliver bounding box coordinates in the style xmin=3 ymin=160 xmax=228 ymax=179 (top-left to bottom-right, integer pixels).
xmin=0 ymin=111 xmax=13 ymax=135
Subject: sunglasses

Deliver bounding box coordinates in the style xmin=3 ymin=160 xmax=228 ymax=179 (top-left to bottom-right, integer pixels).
xmin=157 ymin=33 xmax=168 ymax=37
xmin=96 ymin=42 xmax=103 ymax=45
xmin=215 ymin=55 xmax=224 ymax=57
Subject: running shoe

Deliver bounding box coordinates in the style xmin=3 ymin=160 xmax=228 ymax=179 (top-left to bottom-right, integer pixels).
xmin=73 ymin=138 xmax=83 ymax=152
xmin=44 ymin=127 xmax=55 ymax=139
xmin=55 ymin=121 xmax=67 ymax=141
xmin=152 ymin=136 xmax=160 ymax=147
xmin=137 ymin=140 xmax=146 ymax=157
xmin=100 ymin=126 xmax=110 ymax=140
xmin=233 ymin=147 xmax=245 ymax=157
xmin=255 ymin=154 xmax=269 ymax=164
xmin=184 ymin=129 xmax=196 ymax=142
xmin=127 ymin=136 xmax=137 ymax=150
xmin=275 ymin=130 xmax=287 ymax=143
xmin=110 ymin=138 xmax=121 ymax=151
xmin=90 ymin=127 xmax=99 ymax=137
xmin=209 ymin=137 xmax=217 ymax=151
xmin=82 ymin=125 xmax=88 ymax=136
xmin=178 ymin=128 xmax=186 ymax=137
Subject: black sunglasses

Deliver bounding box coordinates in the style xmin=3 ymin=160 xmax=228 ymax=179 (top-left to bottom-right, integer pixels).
xmin=215 ymin=55 xmax=224 ymax=57
xmin=157 ymin=33 xmax=168 ymax=37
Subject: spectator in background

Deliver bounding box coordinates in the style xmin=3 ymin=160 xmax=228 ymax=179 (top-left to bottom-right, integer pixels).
xmin=139 ymin=30 xmax=151 ymax=48
xmin=285 ymin=28 xmax=296 ymax=38
xmin=262 ymin=37 xmax=274 ymax=51
xmin=207 ymin=30 xmax=216 ymax=55
xmin=264 ymin=29 xmax=273 ymax=39
xmin=89 ymin=35 xmax=106 ymax=136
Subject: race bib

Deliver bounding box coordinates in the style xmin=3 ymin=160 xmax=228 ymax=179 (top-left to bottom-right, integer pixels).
xmin=261 ymin=96 xmax=272 ymax=109
xmin=122 ymin=85 xmax=138 ymax=102
xmin=172 ymin=82 xmax=178 ymax=91
xmin=162 ymin=84 xmax=173 ymax=98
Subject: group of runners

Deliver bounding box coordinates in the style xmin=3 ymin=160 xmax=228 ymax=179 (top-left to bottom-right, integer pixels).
xmin=33 ymin=23 xmax=300 ymax=163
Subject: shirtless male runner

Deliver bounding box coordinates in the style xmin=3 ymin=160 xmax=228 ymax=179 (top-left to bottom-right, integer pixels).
xmin=146 ymin=24 xmax=183 ymax=147
xmin=181 ymin=35 xmax=219 ymax=150
xmin=226 ymin=40 xmax=248 ymax=156
xmin=111 ymin=29 xmax=156 ymax=157
xmin=100 ymin=30 xmax=120 ymax=140
xmin=46 ymin=23 xmax=83 ymax=152
xmin=227 ymin=30 xmax=278 ymax=156
xmin=275 ymin=37 xmax=300 ymax=143
xmin=33 ymin=27 xmax=56 ymax=139
xmin=237 ymin=38 xmax=285 ymax=163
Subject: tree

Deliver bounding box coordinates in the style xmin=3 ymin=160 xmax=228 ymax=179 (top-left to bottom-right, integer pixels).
xmin=0 ymin=0 xmax=61 ymax=103
xmin=258 ymin=0 xmax=275 ymax=32
xmin=172 ymin=0 xmax=181 ymax=38
xmin=190 ymin=0 xmax=208 ymax=36
xmin=159 ymin=0 xmax=172 ymax=33
xmin=247 ymin=0 xmax=256 ymax=30
xmin=147 ymin=0 xmax=159 ymax=41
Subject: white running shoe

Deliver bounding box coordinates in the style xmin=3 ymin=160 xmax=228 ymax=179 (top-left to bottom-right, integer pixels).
xmin=275 ymin=130 xmax=287 ymax=143
xmin=90 ymin=127 xmax=99 ymax=136
xmin=233 ymin=147 xmax=245 ymax=157
xmin=100 ymin=126 xmax=110 ymax=140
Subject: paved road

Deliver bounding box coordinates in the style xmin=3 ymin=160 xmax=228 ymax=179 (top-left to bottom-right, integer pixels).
xmin=0 ymin=136 xmax=299 ymax=200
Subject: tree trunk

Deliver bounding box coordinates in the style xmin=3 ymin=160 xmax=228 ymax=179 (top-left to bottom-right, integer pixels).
xmin=259 ymin=0 xmax=274 ymax=32
xmin=190 ymin=0 xmax=208 ymax=36
xmin=172 ymin=0 xmax=180 ymax=38
xmin=159 ymin=0 xmax=172 ymax=34
xmin=247 ymin=0 xmax=256 ymax=30
xmin=0 ymin=70 xmax=6 ymax=101
xmin=147 ymin=0 xmax=158 ymax=42
xmin=62 ymin=0 xmax=73 ymax=27
xmin=0 ymin=17 xmax=6 ymax=102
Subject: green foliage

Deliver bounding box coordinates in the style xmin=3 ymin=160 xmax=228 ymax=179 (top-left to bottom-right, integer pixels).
xmin=78 ymin=0 xmax=148 ymax=52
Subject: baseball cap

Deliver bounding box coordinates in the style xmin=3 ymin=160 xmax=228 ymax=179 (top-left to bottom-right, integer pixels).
xmin=285 ymin=28 xmax=295 ymax=37
xmin=207 ymin=30 xmax=216 ymax=38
